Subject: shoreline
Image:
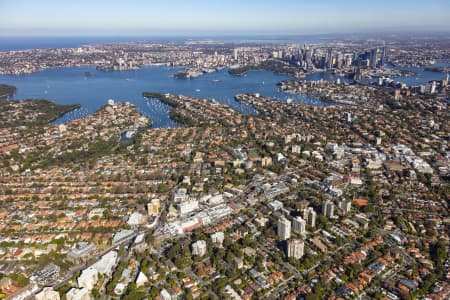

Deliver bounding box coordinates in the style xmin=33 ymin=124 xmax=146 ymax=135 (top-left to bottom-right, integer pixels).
xmin=49 ymin=103 xmax=82 ymax=124
xmin=0 ymin=83 xmax=17 ymax=99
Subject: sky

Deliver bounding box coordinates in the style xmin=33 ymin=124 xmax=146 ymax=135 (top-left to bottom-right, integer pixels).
xmin=0 ymin=0 xmax=449 ymax=37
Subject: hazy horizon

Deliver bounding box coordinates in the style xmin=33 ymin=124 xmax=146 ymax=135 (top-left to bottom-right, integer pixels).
xmin=1 ymin=0 xmax=449 ymax=37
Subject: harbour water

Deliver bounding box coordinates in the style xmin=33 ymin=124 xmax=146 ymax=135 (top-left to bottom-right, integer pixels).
xmin=0 ymin=66 xmax=329 ymax=128
xmin=0 ymin=62 xmax=447 ymax=128
xmin=386 ymin=60 xmax=450 ymax=86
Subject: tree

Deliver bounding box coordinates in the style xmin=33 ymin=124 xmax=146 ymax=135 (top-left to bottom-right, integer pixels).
xmin=214 ymin=277 xmax=228 ymax=291
xmin=185 ymin=292 xmax=194 ymax=300
xmin=226 ymin=251 xmax=235 ymax=264
xmin=373 ymin=291 xmax=384 ymax=299
xmin=313 ymin=281 xmax=324 ymax=297
xmin=167 ymin=242 xmax=180 ymax=260
xmin=149 ymin=287 xmax=159 ymax=298
xmin=306 ymin=293 xmax=320 ymax=300
xmin=9 ymin=274 xmax=29 ymax=287
xmin=157 ymin=183 xmax=169 ymax=193
xmin=243 ymin=234 xmax=253 ymax=247
xmin=91 ymin=289 xmax=100 ymax=299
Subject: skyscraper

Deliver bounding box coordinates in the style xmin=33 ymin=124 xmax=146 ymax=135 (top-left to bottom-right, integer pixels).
xmin=430 ymin=81 xmax=437 ymax=94
xmin=345 ymin=55 xmax=353 ymax=67
xmin=370 ymin=48 xmax=378 ymax=68
xmin=327 ymin=48 xmax=333 ymax=70
xmin=233 ymin=48 xmax=239 ymax=60
xmin=304 ymin=44 xmax=313 ymax=70
xmin=277 ymin=217 xmax=291 ymax=240
xmin=380 ymin=47 xmax=387 ymax=66
xmin=287 ymin=239 xmax=304 ymax=259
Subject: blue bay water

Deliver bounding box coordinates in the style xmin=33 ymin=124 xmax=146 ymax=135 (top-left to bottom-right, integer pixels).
xmin=0 ymin=61 xmax=446 ymax=128
xmin=388 ymin=64 xmax=450 ymax=86
xmin=3 ymin=36 xmax=445 ymax=128
xmin=0 ymin=66 xmax=329 ymax=128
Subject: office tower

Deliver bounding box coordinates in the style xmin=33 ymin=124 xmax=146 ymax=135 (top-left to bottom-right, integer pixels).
xmin=287 ymin=239 xmax=304 ymax=259
xmin=430 ymin=81 xmax=437 ymax=94
xmin=370 ymin=48 xmax=378 ymax=68
xmin=354 ymin=67 xmax=362 ymax=81
xmin=297 ymin=47 xmax=303 ymax=65
xmin=380 ymin=47 xmax=387 ymax=66
xmin=337 ymin=53 xmax=344 ymax=69
xmin=304 ymin=44 xmax=313 ymax=69
xmin=345 ymin=55 xmax=353 ymax=67
xmin=277 ymin=217 xmax=291 ymax=240
xmin=292 ymin=216 xmax=306 ymax=235
xmin=327 ymin=48 xmax=333 ymax=70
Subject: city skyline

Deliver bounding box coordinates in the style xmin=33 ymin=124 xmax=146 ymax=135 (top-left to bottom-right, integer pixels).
xmin=1 ymin=0 xmax=450 ymax=37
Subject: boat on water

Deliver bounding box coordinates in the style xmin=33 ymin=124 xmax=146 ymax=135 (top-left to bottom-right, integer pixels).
xmin=195 ymin=89 xmax=201 ymax=92
xmin=201 ymin=68 xmax=215 ymax=73
xmin=212 ymin=79 xmax=220 ymax=83
xmin=125 ymin=130 xmax=136 ymax=139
